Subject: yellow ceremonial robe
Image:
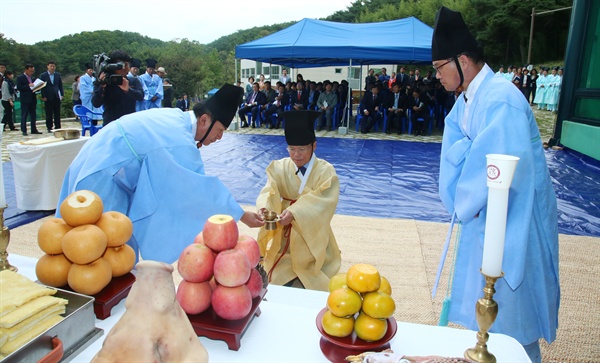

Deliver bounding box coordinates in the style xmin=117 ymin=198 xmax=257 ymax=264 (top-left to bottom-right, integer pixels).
xmin=256 ymin=157 xmax=341 ymax=291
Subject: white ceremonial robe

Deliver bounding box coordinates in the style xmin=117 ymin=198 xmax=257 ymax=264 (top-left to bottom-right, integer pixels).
xmin=56 ymin=108 xmax=243 ymax=263
xmin=139 ymin=72 xmax=163 ymax=109
xmin=79 ymin=74 xmax=103 ymax=119
xmin=438 ymin=65 xmax=559 ymax=346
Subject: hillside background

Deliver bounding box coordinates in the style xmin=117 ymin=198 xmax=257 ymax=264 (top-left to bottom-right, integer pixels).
xmin=0 ymin=0 xmax=572 ymax=99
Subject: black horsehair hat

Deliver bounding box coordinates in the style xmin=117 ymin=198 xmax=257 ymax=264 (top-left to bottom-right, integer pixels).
xmin=145 ymin=58 xmax=158 ymax=68
xmin=431 ymin=6 xmax=479 ymax=61
xmin=130 ymin=58 xmax=141 ymax=68
xmin=281 ymin=111 xmax=320 ymax=146
xmin=203 ymin=84 xmax=244 ymax=128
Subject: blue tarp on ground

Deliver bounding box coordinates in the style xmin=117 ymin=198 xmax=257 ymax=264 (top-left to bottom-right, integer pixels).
xmin=235 ymin=17 xmax=434 ymax=68
xmin=5 ymin=134 xmax=599 ymax=237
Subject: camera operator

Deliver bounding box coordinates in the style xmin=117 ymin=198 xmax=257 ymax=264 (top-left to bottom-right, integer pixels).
xmin=92 ymin=50 xmax=144 ymax=126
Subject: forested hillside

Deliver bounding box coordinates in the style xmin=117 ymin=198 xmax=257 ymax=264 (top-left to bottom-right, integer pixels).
xmin=0 ymin=0 xmax=572 ymax=98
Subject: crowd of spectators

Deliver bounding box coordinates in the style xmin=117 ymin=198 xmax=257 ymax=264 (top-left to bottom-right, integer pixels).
xmin=236 ymin=62 xmax=563 ymax=135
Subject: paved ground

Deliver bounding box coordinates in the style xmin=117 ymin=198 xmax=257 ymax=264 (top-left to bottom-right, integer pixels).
xmin=1 ymin=106 xmax=557 ymax=162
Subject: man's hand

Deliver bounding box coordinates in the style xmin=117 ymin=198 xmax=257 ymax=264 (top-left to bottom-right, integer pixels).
xmin=118 ymin=77 xmax=130 ymax=92
xmin=151 ymin=95 xmax=158 ymax=102
xmin=98 ymin=72 xmax=107 ymax=88
xmin=278 ymin=210 xmax=294 ymax=226
xmin=240 ymin=210 xmax=265 ymax=228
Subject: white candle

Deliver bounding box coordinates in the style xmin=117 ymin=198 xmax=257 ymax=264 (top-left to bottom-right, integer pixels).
xmin=481 ymin=154 xmax=519 ymax=277
xmin=0 ymin=128 xmax=4 ymax=208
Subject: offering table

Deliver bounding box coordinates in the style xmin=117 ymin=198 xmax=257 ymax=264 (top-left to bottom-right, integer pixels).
xmin=7 ymin=137 xmax=89 ymax=211
xmin=12 ymin=254 xmax=531 ymax=362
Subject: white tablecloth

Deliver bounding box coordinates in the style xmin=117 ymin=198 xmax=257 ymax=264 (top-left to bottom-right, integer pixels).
xmin=10 ymin=255 xmax=531 ymax=363
xmin=7 ymin=138 xmax=88 ymax=210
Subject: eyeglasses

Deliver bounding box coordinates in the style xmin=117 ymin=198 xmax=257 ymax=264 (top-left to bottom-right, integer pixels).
xmin=286 ymin=146 xmax=311 ymax=154
xmin=432 ymin=58 xmax=454 ymax=73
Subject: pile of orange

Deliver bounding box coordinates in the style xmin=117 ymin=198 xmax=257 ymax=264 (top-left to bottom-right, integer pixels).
xmin=322 ymin=263 xmax=395 ymax=342
xmin=35 ymin=190 xmax=135 ymax=295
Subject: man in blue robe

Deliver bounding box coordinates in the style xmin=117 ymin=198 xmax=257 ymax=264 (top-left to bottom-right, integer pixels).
xmin=79 ymin=64 xmax=103 ymax=123
xmin=56 ymin=84 xmax=264 ymax=264
xmin=139 ymin=58 xmax=163 ymax=109
xmin=432 ymin=7 xmax=559 ymax=363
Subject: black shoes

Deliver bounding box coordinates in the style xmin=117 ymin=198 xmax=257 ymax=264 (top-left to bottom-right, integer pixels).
xmin=32 ymin=130 xmax=42 ymax=134
xmin=22 ymin=132 xmax=28 ymax=136
xmin=241 ymin=122 xmax=248 ymax=128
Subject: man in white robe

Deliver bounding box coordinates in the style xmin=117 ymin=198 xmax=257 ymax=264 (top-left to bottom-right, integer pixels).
xmin=431 ymin=7 xmax=559 ymax=363
xmin=139 ymin=58 xmax=163 ymax=109
xmin=256 ymin=111 xmax=341 ymax=291
xmin=56 ymin=84 xmax=264 ymax=263
xmin=79 ymin=64 xmax=103 ymax=122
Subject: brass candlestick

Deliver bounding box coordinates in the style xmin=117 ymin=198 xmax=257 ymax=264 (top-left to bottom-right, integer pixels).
xmin=464 ymin=271 xmax=504 ymax=363
xmin=0 ymin=206 xmax=17 ymax=272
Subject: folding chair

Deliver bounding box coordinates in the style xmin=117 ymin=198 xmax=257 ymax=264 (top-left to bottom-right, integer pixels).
xmin=73 ymin=105 xmax=103 ymax=136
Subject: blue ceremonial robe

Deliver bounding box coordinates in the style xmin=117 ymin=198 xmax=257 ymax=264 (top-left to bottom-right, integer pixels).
xmin=56 ymin=108 xmax=243 ymax=263
xmin=438 ymin=65 xmax=559 ymax=346
xmin=139 ymin=72 xmax=163 ymax=109
xmin=533 ymin=74 xmax=549 ymax=106
xmin=79 ymin=74 xmax=103 ymax=119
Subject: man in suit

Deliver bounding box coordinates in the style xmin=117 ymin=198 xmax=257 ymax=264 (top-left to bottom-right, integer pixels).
xmin=238 ymin=82 xmax=266 ymax=128
xmin=39 ymin=60 xmax=64 ymax=132
xmin=263 ymin=84 xmax=289 ymax=129
xmin=408 ymin=88 xmax=429 ymax=136
xmin=385 ymin=83 xmax=406 ymax=134
xmin=177 ymin=94 xmax=190 ymax=111
xmin=16 ymin=63 xmax=42 ymax=135
xmin=291 ymin=81 xmax=309 ymax=111
xmin=360 ymin=83 xmax=384 ymax=134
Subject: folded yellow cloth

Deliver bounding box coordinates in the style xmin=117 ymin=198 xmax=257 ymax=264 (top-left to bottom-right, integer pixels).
xmin=0 ymin=270 xmax=57 ymax=318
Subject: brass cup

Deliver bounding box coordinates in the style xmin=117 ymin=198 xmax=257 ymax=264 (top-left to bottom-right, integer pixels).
xmin=263 ymin=210 xmax=279 ymax=230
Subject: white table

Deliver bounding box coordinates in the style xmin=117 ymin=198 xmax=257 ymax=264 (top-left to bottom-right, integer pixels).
xmin=7 ymin=137 xmax=88 ymax=210
xmin=11 ymin=255 xmax=531 ymax=362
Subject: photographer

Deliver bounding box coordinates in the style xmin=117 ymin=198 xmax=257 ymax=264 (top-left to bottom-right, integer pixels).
xmin=92 ymin=50 xmax=144 ymax=126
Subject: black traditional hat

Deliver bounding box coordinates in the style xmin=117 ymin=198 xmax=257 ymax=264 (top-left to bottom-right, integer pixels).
xmin=431 ymin=6 xmax=478 ymax=61
xmin=204 ymin=84 xmax=244 ymax=129
xmin=145 ymin=58 xmax=158 ymax=68
xmin=281 ymin=111 xmax=320 ymax=146
xmin=131 ymin=58 xmax=141 ymax=68
xmin=85 ymin=63 xmax=93 ymax=70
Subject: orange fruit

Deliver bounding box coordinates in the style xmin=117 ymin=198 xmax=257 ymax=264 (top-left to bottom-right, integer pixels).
xmin=62 ymin=224 xmax=108 ymax=265
xmin=37 ymin=218 xmax=72 ymax=255
xmin=95 ymin=211 xmax=133 ymax=247
xmin=322 ymin=310 xmax=354 ymax=337
xmin=103 ymin=244 xmax=136 ymax=277
xmin=68 ymin=257 xmax=113 ymax=295
xmin=36 ymin=253 xmax=72 ymax=287
xmin=326 ymin=287 xmax=362 ymax=317
xmin=378 ymin=276 xmax=392 ymax=295
xmin=328 ymin=273 xmax=347 ymax=292
xmin=362 ymin=292 xmax=396 ymax=319
xmin=354 ymin=311 xmax=387 ymax=342
xmin=60 ymin=190 xmax=104 ymax=227
xmin=346 ymin=263 xmax=381 ymax=293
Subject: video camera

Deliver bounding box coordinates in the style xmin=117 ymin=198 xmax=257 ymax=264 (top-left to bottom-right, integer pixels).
xmin=93 ymin=53 xmax=124 ymax=86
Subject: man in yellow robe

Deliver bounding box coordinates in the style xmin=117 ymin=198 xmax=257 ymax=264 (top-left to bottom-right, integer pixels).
xmin=256 ymin=111 xmax=341 ymax=291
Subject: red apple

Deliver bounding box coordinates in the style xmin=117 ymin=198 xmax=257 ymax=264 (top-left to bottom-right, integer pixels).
xmin=193 ymin=231 xmax=204 ymax=244
xmin=177 ymin=280 xmax=212 ymax=315
xmin=202 ymin=214 xmax=238 ymax=252
xmin=209 ymin=276 xmax=218 ymax=291
xmin=245 ymin=268 xmax=263 ymax=299
xmin=213 ymin=249 xmax=251 ymax=287
xmin=177 ymin=243 xmax=215 ymax=283
xmin=234 ymin=235 xmax=261 ymax=268
xmin=211 ymin=285 xmax=252 ymax=320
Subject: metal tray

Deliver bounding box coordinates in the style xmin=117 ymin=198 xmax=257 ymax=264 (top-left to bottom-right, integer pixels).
xmin=1 ymin=288 xmax=104 ymax=363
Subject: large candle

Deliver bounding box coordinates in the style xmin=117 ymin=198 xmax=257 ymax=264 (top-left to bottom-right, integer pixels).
xmin=0 ymin=128 xmax=4 ymax=208
xmin=481 ymin=154 xmax=519 ymax=277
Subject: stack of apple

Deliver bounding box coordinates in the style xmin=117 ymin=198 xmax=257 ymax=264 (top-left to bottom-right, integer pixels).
xmin=322 ymin=263 xmax=396 ymax=342
xmin=176 ymin=214 xmax=264 ymax=320
xmin=35 ymin=190 xmax=136 ymax=296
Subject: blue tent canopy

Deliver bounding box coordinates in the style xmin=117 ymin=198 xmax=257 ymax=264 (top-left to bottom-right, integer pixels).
xmin=207 ymin=88 xmax=219 ymax=97
xmin=235 ymin=17 xmax=433 ymax=68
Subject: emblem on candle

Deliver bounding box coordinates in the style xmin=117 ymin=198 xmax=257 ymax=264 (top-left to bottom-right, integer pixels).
xmin=486 ymin=165 xmax=500 ymax=180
